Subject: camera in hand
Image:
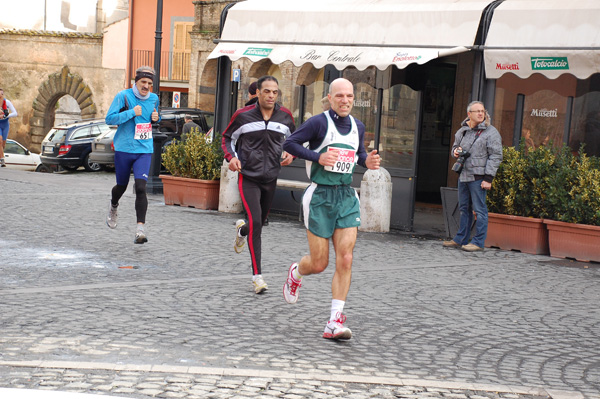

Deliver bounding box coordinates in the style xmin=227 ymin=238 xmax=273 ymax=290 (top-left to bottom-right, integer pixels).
xmin=2 ymin=108 xmax=8 ymax=117
xmin=451 ymin=149 xmax=470 ymax=173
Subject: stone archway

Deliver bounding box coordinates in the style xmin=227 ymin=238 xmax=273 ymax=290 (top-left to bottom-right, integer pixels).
xmin=30 ymin=66 xmax=97 ymax=148
xmin=296 ymin=63 xmax=322 ymax=86
xmin=248 ymin=59 xmax=273 ymax=78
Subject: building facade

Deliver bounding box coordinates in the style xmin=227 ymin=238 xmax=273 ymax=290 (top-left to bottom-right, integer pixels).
xmin=189 ymin=0 xmax=600 ymax=231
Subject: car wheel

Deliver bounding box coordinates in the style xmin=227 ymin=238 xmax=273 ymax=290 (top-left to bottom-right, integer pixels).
xmin=83 ymin=153 xmax=102 ymax=172
xmin=35 ymin=163 xmax=53 ymax=173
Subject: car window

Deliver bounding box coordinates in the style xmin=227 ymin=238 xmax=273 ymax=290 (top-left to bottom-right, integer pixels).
xmin=98 ymin=127 xmax=116 ymax=140
xmin=204 ymin=114 xmax=214 ymax=129
xmin=5 ymin=141 xmax=25 ymax=155
xmin=158 ymin=114 xmax=176 ymax=132
xmin=46 ymin=128 xmax=68 ymax=142
xmin=71 ymin=127 xmax=92 ymax=140
xmin=97 ymin=123 xmax=115 ymax=135
xmin=90 ymin=125 xmax=103 ymax=138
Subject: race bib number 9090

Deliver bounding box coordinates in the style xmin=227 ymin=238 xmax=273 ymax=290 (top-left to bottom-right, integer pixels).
xmin=324 ymin=146 xmax=356 ymax=174
xmin=134 ymin=122 xmax=152 ymax=140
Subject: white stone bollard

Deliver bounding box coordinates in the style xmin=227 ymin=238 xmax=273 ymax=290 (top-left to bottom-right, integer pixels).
xmin=218 ymin=160 xmax=243 ymax=213
xmin=359 ymin=167 xmax=392 ymax=232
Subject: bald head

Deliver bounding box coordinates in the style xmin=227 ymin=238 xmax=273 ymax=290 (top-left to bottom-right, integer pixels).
xmin=328 ymin=78 xmax=354 ymax=117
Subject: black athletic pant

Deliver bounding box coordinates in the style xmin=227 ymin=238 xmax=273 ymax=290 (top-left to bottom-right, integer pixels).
xmin=111 ymin=178 xmax=148 ymax=224
xmin=238 ymin=174 xmax=277 ymax=276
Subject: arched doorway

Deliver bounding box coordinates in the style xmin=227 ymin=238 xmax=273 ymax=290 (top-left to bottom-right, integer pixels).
xmin=30 ymin=66 xmax=96 ymax=150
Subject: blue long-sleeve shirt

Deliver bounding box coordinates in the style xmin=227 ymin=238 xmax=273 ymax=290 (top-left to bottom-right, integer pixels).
xmin=105 ymin=89 xmax=160 ymax=153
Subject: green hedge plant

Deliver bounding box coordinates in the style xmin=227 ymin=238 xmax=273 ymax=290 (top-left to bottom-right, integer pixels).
xmin=487 ymin=141 xmax=600 ymax=226
xmin=161 ymin=128 xmax=223 ymax=181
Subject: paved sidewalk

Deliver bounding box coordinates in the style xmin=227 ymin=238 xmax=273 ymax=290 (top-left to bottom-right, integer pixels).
xmin=0 ymin=169 xmax=598 ymax=399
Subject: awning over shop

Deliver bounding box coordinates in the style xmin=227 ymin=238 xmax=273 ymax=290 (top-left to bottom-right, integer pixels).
xmin=208 ymin=0 xmax=493 ymax=71
xmin=483 ymin=0 xmax=600 ymax=80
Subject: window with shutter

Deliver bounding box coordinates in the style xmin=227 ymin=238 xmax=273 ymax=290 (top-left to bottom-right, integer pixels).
xmin=173 ymin=22 xmax=193 ymax=81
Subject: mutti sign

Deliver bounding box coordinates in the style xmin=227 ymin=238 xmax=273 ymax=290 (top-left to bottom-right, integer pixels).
xmin=531 ymin=57 xmax=569 ymax=70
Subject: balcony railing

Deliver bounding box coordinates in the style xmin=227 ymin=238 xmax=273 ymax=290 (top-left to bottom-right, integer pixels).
xmin=131 ymin=50 xmax=190 ymax=82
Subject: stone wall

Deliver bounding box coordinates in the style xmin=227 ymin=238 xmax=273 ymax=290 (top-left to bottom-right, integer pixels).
xmin=189 ymin=0 xmax=238 ymax=112
xmin=0 ymin=29 xmax=125 ymax=151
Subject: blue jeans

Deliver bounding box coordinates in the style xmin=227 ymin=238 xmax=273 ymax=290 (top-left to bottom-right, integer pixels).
xmin=454 ymin=179 xmax=488 ymax=248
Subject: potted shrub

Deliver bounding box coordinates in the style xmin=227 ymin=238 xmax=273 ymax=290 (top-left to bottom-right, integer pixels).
xmin=488 ymin=141 xmax=600 ymax=261
xmin=160 ymin=128 xmax=223 ymax=210
xmin=486 ymin=144 xmax=549 ymax=255
xmin=543 ymin=149 xmax=600 ymax=262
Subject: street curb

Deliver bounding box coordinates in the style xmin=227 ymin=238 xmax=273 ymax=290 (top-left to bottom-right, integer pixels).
xmin=0 ymin=360 xmax=589 ymax=399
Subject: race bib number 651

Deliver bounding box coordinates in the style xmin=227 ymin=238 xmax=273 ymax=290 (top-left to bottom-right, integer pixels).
xmin=134 ymin=122 xmax=152 ymax=140
xmin=324 ymin=146 xmax=356 ymax=174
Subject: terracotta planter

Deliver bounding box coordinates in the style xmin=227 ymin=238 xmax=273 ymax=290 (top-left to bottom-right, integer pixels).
xmin=485 ymin=213 xmax=549 ymax=255
xmin=544 ymin=219 xmax=600 ymax=262
xmin=159 ymin=174 xmax=220 ymax=210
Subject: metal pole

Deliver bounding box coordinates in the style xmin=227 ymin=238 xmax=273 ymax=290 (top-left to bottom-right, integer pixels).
xmin=147 ymin=0 xmax=165 ymax=194
xmin=153 ymin=0 xmax=163 ymax=94
xmin=373 ymin=88 xmax=383 ymax=154
xmin=213 ymin=3 xmax=237 ymax=135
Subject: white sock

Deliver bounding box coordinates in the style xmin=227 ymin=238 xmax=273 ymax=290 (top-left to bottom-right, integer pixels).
xmin=292 ymin=264 xmax=303 ymax=281
xmin=252 ymin=274 xmax=262 ymax=282
xmin=330 ymin=299 xmax=345 ymax=322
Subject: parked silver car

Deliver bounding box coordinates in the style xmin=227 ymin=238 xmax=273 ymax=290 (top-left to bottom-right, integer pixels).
xmin=89 ymin=127 xmax=116 ymax=170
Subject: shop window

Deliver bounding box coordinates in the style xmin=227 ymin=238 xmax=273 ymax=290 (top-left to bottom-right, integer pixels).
xmin=491 ymin=84 xmax=518 ymax=146
xmin=350 ymin=82 xmax=378 ymax=153
xmin=522 ymin=90 xmax=568 ymax=149
xmin=298 ymin=77 xmax=328 ymax=125
xmin=380 ymin=84 xmax=418 ymax=169
xmin=494 ymin=74 xmax=577 ymax=147
xmin=570 ymin=91 xmax=600 ymax=156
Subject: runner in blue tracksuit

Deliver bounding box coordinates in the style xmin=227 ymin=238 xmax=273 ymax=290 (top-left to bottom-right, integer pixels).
xmin=282 ymin=78 xmax=381 ymax=340
xmin=105 ymin=66 xmax=160 ymax=244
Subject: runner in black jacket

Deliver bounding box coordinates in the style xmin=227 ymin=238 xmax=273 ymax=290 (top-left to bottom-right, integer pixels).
xmin=222 ymin=75 xmax=296 ymax=294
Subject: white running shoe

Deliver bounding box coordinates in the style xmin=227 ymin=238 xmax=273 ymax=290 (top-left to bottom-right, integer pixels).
xmin=106 ymin=202 xmax=118 ymax=229
xmin=323 ymin=313 xmax=352 ymax=340
xmin=134 ymin=226 xmax=147 ymax=244
xmin=253 ymin=275 xmax=268 ymax=294
xmin=283 ymin=263 xmax=302 ymax=304
xmin=234 ymin=219 xmax=247 ymax=254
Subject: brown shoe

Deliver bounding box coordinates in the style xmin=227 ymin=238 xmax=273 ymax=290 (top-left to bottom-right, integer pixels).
xmin=443 ymin=240 xmax=460 ymax=248
xmin=462 ymin=243 xmax=484 ymax=252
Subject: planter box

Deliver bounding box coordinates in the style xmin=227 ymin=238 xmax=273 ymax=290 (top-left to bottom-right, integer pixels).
xmin=486 ymin=213 xmax=549 ymax=255
xmin=159 ymin=174 xmax=220 ymax=210
xmin=545 ymin=219 xmax=600 ymax=262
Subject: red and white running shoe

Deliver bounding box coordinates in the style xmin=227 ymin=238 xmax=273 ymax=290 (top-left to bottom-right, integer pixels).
xmin=323 ymin=313 xmax=352 ymax=340
xmin=283 ymin=263 xmax=302 ymax=304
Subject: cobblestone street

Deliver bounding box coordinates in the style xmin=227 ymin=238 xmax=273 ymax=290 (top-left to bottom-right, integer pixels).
xmin=0 ymin=169 xmax=598 ymax=399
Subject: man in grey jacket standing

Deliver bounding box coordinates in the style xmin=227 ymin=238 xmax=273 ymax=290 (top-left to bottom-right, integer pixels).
xmin=443 ymin=101 xmax=503 ymax=252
